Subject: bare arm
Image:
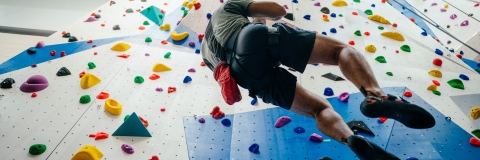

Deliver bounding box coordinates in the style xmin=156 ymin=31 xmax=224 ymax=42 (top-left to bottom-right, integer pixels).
xmin=247 ymin=1 xmax=286 ymax=20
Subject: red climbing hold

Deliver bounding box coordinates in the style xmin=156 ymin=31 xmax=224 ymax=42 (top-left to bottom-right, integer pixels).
xmin=210 ymin=106 xmax=225 ymax=119
xmin=404 ymin=91 xmax=412 ymax=97
xmin=160 ymin=108 xmax=166 ymax=112
xmin=89 ymin=134 xmax=96 ymax=137
xmin=168 ymin=86 xmax=176 ymax=93
xmin=198 ymin=34 xmax=205 ymax=41
xmin=364 ymin=32 xmax=370 ymax=36
xmin=94 ymin=52 xmax=98 ymax=55
xmin=348 ymin=40 xmax=355 ymax=45
xmin=117 ymin=54 xmax=130 ymax=58
xmin=409 ymin=18 xmax=415 ymax=22
xmin=50 ymin=50 xmax=56 ymax=56
xmin=160 ymin=10 xmax=165 ymax=14
xmin=432 ymin=80 xmax=440 ymax=86
xmin=31 ymin=93 xmax=37 ymax=98
xmin=456 ymin=54 xmax=462 ymax=59
xmin=139 ymin=116 xmax=149 ymax=127
xmin=392 ymin=23 xmax=398 ymax=27
xmin=352 ymin=12 xmax=358 ymax=15
xmin=382 ymin=0 xmax=387 ymax=3
xmin=194 ymin=2 xmax=201 ymax=10
xmin=475 ymin=3 xmax=479 ymax=7
xmin=94 ymin=132 xmax=109 ymax=140
xmin=123 ymin=14 xmax=126 ymax=17
xmin=149 ymin=155 xmax=160 ymax=160
xmin=79 ymin=71 xmax=86 ymax=78
xmin=97 ymin=92 xmax=110 ymax=99
xmin=470 ymin=137 xmax=480 ymax=147
xmin=200 ymin=62 xmax=206 ymax=66
xmin=379 ymin=117 xmax=388 ymax=123
xmin=149 ymin=74 xmax=160 ymax=80
xmin=87 ymin=40 xmax=93 ymax=43
xmin=433 ymin=58 xmax=442 ymax=66
xmin=395 ymin=50 xmax=399 ymax=53
xmin=161 ymin=40 xmax=168 ymax=44
xmin=435 ymin=38 xmax=440 ymax=42
xmin=60 ymin=51 xmax=66 ymax=57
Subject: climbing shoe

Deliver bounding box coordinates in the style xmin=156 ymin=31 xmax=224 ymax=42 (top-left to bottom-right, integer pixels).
xmin=347 ymin=135 xmax=400 ymax=160
xmin=359 ymin=87 xmax=436 ymax=129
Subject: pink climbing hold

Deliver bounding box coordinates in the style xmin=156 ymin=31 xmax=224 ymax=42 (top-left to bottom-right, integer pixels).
xmin=85 ymin=17 xmax=98 ymax=22
xmin=220 ymin=0 xmax=223 ymax=3
xmin=309 ymin=133 xmax=324 ymax=142
xmin=35 ymin=41 xmax=45 ymax=48
xmin=440 ymin=8 xmax=446 ymax=12
xmin=188 ymin=68 xmax=196 ymax=72
xmin=338 ymin=92 xmax=350 ymax=102
xmin=283 ymin=5 xmax=288 ymax=9
xmin=431 ymin=3 xmax=437 ymax=6
xmin=339 ymin=25 xmax=344 ymax=29
xmin=475 ymin=3 xmax=479 ymax=7
xmin=461 ymin=20 xmax=469 ymax=26
xmin=156 ymin=87 xmax=163 ymax=92
xmin=274 ymin=116 xmax=292 ymax=128
xmin=450 ymin=14 xmax=457 ymax=19
xmin=189 ymin=42 xmax=195 ymax=47
xmin=314 ymin=2 xmax=320 ymax=6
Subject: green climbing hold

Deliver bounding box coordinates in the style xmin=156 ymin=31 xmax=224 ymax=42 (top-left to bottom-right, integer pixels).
xmin=364 ymin=9 xmax=373 ymax=15
xmin=143 ymin=21 xmax=150 ymax=25
xmin=475 ymin=69 xmax=480 ymax=73
xmin=378 ymin=26 xmax=384 ymax=30
xmin=124 ymin=114 xmax=130 ymax=121
xmin=145 ymin=37 xmax=152 ymax=43
xmin=164 ymin=52 xmax=171 ymax=58
xmin=88 ymin=62 xmax=96 ymax=69
xmin=339 ymin=14 xmax=343 ymax=17
xmin=183 ymin=10 xmax=188 ymax=17
xmin=134 ymin=76 xmax=145 ymax=83
xmin=147 ymin=7 xmax=151 ymax=11
xmin=353 ymin=0 xmax=360 ymax=2
xmin=354 ymin=30 xmax=362 ymax=36
xmin=386 ymin=72 xmax=393 ymax=76
xmin=375 ymin=56 xmax=387 ymax=63
xmin=158 ymin=15 xmax=163 ymax=19
xmin=400 ymin=45 xmax=411 ymax=52
xmin=79 ymin=95 xmax=91 ymax=104
xmin=432 ymin=90 xmax=441 ymax=96
xmin=29 ymin=144 xmax=47 ymax=155
xmin=472 ymin=129 xmax=480 ymax=138
xmin=181 ymin=7 xmax=185 ymax=10
xmin=447 ymin=79 xmax=464 ymax=90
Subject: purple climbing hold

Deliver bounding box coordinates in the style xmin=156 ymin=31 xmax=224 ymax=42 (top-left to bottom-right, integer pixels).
xmin=440 ymin=8 xmax=446 ymax=12
xmin=339 ymin=25 xmax=344 ymax=29
xmin=155 ymin=87 xmax=163 ymax=92
xmin=198 ymin=118 xmax=205 ymax=123
xmin=431 ymin=3 xmax=437 ymax=6
xmin=177 ymin=20 xmax=181 ymax=25
xmin=283 ymin=5 xmax=289 ymax=9
xmin=35 ymin=41 xmax=45 ymax=48
xmin=98 ymin=10 xmax=101 ymax=12
xmin=461 ymin=20 xmax=469 ymax=26
xmin=324 ymin=87 xmax=334 ymax=96
xmin=309 ymin=133 xmax=324 ymax=142
xmin=121 ymin=144 xmax=134 ymax=154
xmin=189 ymin=42 xmax=195 ymax=47
xmin=220 ymin=0 xmax=223 ymax=3
xmin=338 ymin=92 xmax=350 ymax=102
xmin=145 ymin=53 xmax=150 ymax=56
xmin=84 ymin=17 xmax=98 ymax=22
xmin=274 ymin=116 xmax=292 ymax=128
xmin=20 ymin=75 xmax=49 ymax=93
xmin=188 ymin=68 xmax=196 ymax=72
xmin=450 ymin=14 xmax=457 ymax=19
xmin=314 ymin=2 xmax=321 ymax=6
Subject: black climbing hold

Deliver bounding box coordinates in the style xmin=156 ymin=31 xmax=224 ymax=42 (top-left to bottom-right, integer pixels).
xmin=447 ymin=25 xmax=450 ymax=28
xmin=319 ymin=157 xmax=333 ymax=160
xmin=0 ymin=78 xmax=15 ymax=89
xmin=322 ymin=73 xmax=345 ymax=81
xmin=62 ymin=32 xmax=71 ymax=38
xmin=141 ymin=0 xmax=146 ymax=2
xmin=347 ymin=120 xmax=375 ymax=136
xmin=94 ymin=14 xmax=101 ymax=18
xmin=320 ymin=7 xmax=330 ymax=14
xmin=113 ymin=24 xmax=121 ymax=30
xmin=468 ymin=13 xmax=473 ymax=17
xmin=110 ymin=1 xmax=116 ymax=4
xmin=27 ymin=48 xmax=36 ymax=54
xmin=56 ymin=67 xmax=71 ymax=76
xmin=447 ymin=40 xmax=451 ymax=44
xmin=424 ymin=9 xmax=427 ymax=12
xmin=68 ymin=36 xmax=78 ymax=42
xmin=126 ymin=8 xmax=134 ymax=13
xmin=284 ymin=13 xmax=294 ymax=21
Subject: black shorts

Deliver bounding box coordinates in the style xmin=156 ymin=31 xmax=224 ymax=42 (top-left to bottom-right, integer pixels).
xmin=230 ymin=22 xmax=316 ymax=109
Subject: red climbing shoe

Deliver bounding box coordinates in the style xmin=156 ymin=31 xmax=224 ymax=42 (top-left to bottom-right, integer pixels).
xmin=359 ymin=87 xmax=436 ymax=129
xmin=347 ymin=135 xmax=400 ymax=160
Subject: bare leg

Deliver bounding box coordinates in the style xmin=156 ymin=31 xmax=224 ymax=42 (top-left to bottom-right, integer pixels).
xmin=290 ymin=83 xmax=353 ymax=144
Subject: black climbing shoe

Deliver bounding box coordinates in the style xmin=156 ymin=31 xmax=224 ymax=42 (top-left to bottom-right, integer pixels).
xmin=359 ymin=87 xmax=436 ymax=129
xmin=347 ymin=135 xmax=400 ymax=160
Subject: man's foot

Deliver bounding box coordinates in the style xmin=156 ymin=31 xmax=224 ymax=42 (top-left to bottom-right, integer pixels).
xmin=347 ymin=135 xmax=400 ymax=160
xmin=359 ymin=87 xmax=436 ymax=129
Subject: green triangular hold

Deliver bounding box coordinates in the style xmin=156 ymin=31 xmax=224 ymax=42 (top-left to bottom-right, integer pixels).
xmin=400 ymin=45 xmax=411 ymax=52
xmin=79 ymin=95 xmax=91 ymax=104
xmin=339 ymin=14 xmax=343 ymax=17
xmin=183 ymin=10 xmax=188 ymax=17
xmin=164 ymin=52 xmax=171 ymax=58
xmin=124 ymin=114 xmax=130 ymax=121
xmin=447 ymin=79 xmax=464 ymax=90
xmin=432 ymin=90 xmax=441 ymax=96
xmin=140 ymin=5 xmax=165 ymax=25
xmin=378 ymin=26 xmax=384 ymax=30
xmin=472 ymin=129 xmax=480 ymax=138
xmin=158 ymin=15 xmax=163 ymax=19
xmin=147 ymin=7 xmax=151 ymax=12
xmin=353 ymin=0 xmax=360 ymax=2
xmin=375 ymin=56 xmax=386 ymax=63
xmin=88 ymin=62 xmax=96 ymax=69
xmin=354 ymin=30 xmax=362 ymax=36
xmin=364 ymin=9 xmax=373 ymax=15
xmin=134 ymin=76 xmax=145 ymax=83
xmin=112 ymin=112 xmax=152 ymax=137
xmin=386 ymin=72 xmax=393 ymax=76
xmin=145 ymin=37 xmax=152 ymax=43
xmin=143 ymin=21 xmax=150 ymax=25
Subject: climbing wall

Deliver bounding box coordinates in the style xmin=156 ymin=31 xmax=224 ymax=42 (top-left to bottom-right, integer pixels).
xmin=0 ymin=0 xmax=480 ymax=160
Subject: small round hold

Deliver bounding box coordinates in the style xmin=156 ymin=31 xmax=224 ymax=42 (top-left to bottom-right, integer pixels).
xmin=468 ymin=13 xmax=473 ymax=17
xmin=424 ymin=9 xmax=428 ymax=12
xmin=447 ymin=25 xmax=450 ymax=28
xmin=447 ymin=40 xmax=451 ymax=44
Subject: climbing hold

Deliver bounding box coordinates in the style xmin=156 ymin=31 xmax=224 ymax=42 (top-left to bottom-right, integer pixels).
xmin=421 ymin=31 xmax=427 ymax=36
xmin=450 ymin=14 xmax=457 ymax=19
xmin=79 ymin=71 xmax=86 ymax=78
xmin=152 ymin=63 xmax=172 ymax=72
xmin=155 ymin=87 xmax=163 ymax=92
xmin=447 ymin=79 xmax=464 ymax=89
xmin=348 ymin=40 xmax=355 ymax=45
xmin=339 ymin=25 xmax=344 ymax=29
xmin=126 ymin=8 xmax=134 ymax=13
xmin=221 ymin=119 xmax=231 ymax=127
xmin=409 ymin=18 xmax=415 ymax=22
xmin=303 ymin=15 xmax=311 ymax=20
xmin=91 ymin=132 xmax=109 ymax=140
xmin=200 ymin=62 xmax=206 ymax=66
xmin=431 ymin=3 xmax=437 ymax=6
xmin=50 ymin=50 xmax=56 ymax=56
xmin=379 ymin=117 xmax=388 ymax=123
xmin=29 ymin=144 xmax=47 ymax=155
xmin=330 ymin=13 xmax=336 ymax=17
xmin=138 ymin=116 xmax=149 ymax=127
xmin=324 ymin=87 xmax=334 ymax=96
xmin=111 ymin=42 xmax=131 ymax=51
xmin=0 ymin=78 xmax=15 ymax=89
xmin=71 ymin=145 xmax=103 ymax=160
xmin=194 ymin=2 xmax=201 ymax=10
xmin=274 ymin=116 xmax=292 ymax=128
xmin=347 ymin=120 xmax=375 ymax=136
xmin=96 ymin=92 xmax=109 ymax=99
xmin=145 ymin=37 xmax=152 ymax=43
xmin=440 ymin=8 xmax=447 ymax=12
xmin=435 ymin=49 xmax=443 ymax=55
xmin=471 ymin=107 xmax=480 ymax=120
xmin=352 ymin=12 xmax=358 ymax=15
xmin=206 ymin=13 xmax=212 ymax=19
xmin=171 ymin=31 xmax=189 ymax=41
xmin=249 ymin=143 xmax=260 ymax=154
xmin=121 ymin=144 xmax=134 ymax=154
xmin=473 ymin=129 xmax=480 ymax=138
xmin=320 ymin=7 xmax=330 ymax=14
xmin=461 ymin=20 xmax=469 ymax=26
xmin=117 ymin=54 xmax=130 ymax=58
xmin=322 ymin=73 xmax=345 ymax=81
xmin=400 ymin=45 xmax=411 ymax=52
xmin=251 ymin=98 xmax=257 ymax=105
xmin=292 ymin=0 xmax=298 ymax=3
xmin=375 ymin=56 xmax=386 ymax=63
xmin=134 ymin=76 xmax=145 ymax=84
xmin=432 ymin=90 xmax=441 ymax=96
xmin=339 ymin=14 xmax=343 ymax=17
xmin=314 ymin=2 xmax=320 ymax=6
xmin=62 ymin=32 xmax=71 ymax=38
xmin=80 ymin=95 xmax=91 ymax=104
xmin=321 ymin=32 xmax=327 ymax=35
xmin=386 ymin=72 xmax=393 ymax=76
xmin=427 ymin=84 xmax=437 ymax=91
xmin=338 ymin=92 xmax=350 ymax=102
xmin=381 ymin=32 xmax=405 ymax=41
xmin=112 ymin=24 xmax=120 ymax=30
xmin=433 ymin=58 xmax=442 ymax=66
xmin=68 ymin=36 xmax=78 ymax=42
xmin=470 ymin=137 xmax=480 ymax=147
xmin=332 ymin=0 xmax=347 ymax=6
xmin=198 ymin=34 xmax=205 ymax=41
xmin=293 ymin=127 xmax=306 ymax=133
xmin=459 ymin=74 xmax=469 ymax=80
xmin=105 ymin=98 xmax=122 ymax=115
xmin=150 ymin=155 xmax=160 ymax=160
xmin=88 ymin=62 xmax=96 ymax=69
xmin=20 ymin=75 xmax=49 ymax=93
xmin=188 ymin=68 xmax=196 ymax=72
xmin=198 ymin=118 xmax=205 ymax=123
xmin=428 ymin=70 xmax=442 ymax=78
xmin=167 ymin=86 xmax=176 ymax=93
xmin=432 ymin=80 xmax=440 ymax=86
xmin=365 ymin=45 xmax=376 ymax=53
xmin=161 ymin=40 xmax=168 ymax=44
xmin=354 ymin=30 xmax=362 ymax=36
xmin=143 ymin=21 xmax=150 ymax=25
xmin=80 ymin=73 xmax=101 ymax=89
xmin=378 ymin=26 xmax=384 ymax=30
xmin=160 ymin=23 xmax=170 ymax=30
xmin=85 ymin=17 xmax=97 ymax=22
xmin=404 ymin=91 xmax=412 ymax=97
xmin=183 ymin=76 xmax=192 ymax=83
xmin=210 ymin=106 xmax=225 ymax=119
xmin=330 ymin=28 xmax=337 ymax=33
xmin=31 ymin=93 xmax=37 ymax=97
xmin=309 ymin=133 xmax=324 ymax=142
xmin=368 ymin=14 xmax=391 ymax=25
xmin=456 ymin=54 xmax=462 ymax=59
xmin=149 ymin=74 xmax=160 ymax=80
xmin=35 ymin=41 xmax=45 ymax=48
xmin=31 ymin=64 xmax=37 ymax=68
xmin=94 ymin=14 xmax=101 ymax=19
xmin=364 ymin=9 xmax=373 ymax=15
xmin=284 ymin=13 xmax=294 ymax=21
xmin=188 ymin=42 xmax=195 ymax=47
xmin=56 ymin=67 xmax=71 ymax=76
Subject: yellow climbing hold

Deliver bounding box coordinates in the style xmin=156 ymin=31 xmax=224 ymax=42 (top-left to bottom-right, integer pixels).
xmin=322 ymin=17 xmax=329 ymax=22
xmin=427 ymin=84 xmax=437 ymax=91
xmin=80 ymin=73 xmax=101 ymax=89
xmin=332 ymin=0 xmax=348 ymax=6
xmin=182 ymin=1 xmax=189 ymax=6
xmin=471 ymin=106 xmax=480 ymax=120
xmin=71 ymin=145 xmax=103 ymax=160
xmin=368 ymin=14 xmax=391 ymax=25
xmin=187 ymin=2 xmax=194 ymax=10
xmin=105 ymin=98 xmax=122 ymax=115
xmin=444 ymin=4 xmax=449 ymax=8
xmin=152 ymin=63 xmax=172 ymax=72
xmin=428 ymin=70 xmax=443 ymax=78
xmin=171 ymin=31 xmax=189 ymax=41
xmin=381 ymin=32 xmax=405 ymax=41
xmin=365 ymin=45 xmax=377 ymax=53
xmin=160 ymin=23 xmax=170 ymax=30
xmin=111 ymin=42 xmax=131 ymax=52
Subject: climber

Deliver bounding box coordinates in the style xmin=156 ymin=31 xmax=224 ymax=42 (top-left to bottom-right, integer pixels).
xmin=201 ymin=0 xmax=436 ymax=159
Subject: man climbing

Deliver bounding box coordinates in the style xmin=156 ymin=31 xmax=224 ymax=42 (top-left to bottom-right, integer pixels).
xmin=201 ymin=0 xmax=436 ymax=159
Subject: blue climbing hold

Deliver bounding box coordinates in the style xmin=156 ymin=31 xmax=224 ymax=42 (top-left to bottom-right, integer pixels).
xmin=293 ymin=127 xmax=306 ymax=134
xmin=313 ymin=63 xmax=319 ymax=66
xmin=421 ymin=31 xmax=427 ymax=36
xmin=330 ymin=13 xmax=336 ymax=17
xmin=183 ymin=76 xmax=192 ymax=83
xmin=206 ymin=13 xmax=212 ymax=19
xmin=435 ymin=49 xmax=443 ymax=55
xmin=459 ymin=74 xmax=469 ymax=80
xmin=460 ymin=51 xmax=464 ymax=55
xmin=250 ymin=98 xmax=257 ymax=105
xmin=324 ymin=87 xmax=334 ymax=96
xmin=249 ymin=143 xmax=260 ymax=154
xmin=330 ymin=28 xmax=337 ymax=33
xmin=406 ymin=157 xmax=419 ymax=160
xmin=292 ymin=0 xmax=298 ymax=3
xmin=321 ymin=32 xmax=327 ymax=35
xmin=303 ymin=15 xmax=311 ymax=20
xmin=371 ymin=4 xmax=375 ymax=7
xmin=221 ymin=118 xmax=231 ymax=127
xmin=195 ymin=49 xmax=200 ymax=54
xmin=449 ymin=49 xmax=454 ymax=53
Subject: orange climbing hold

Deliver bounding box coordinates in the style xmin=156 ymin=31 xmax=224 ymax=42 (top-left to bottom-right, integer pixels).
xmin=136 ymin=9 xmax=141 ymax=12
xmin=432 ymin=80 xmax=440 ymax=86
xmin=168 ymin=86 xmax=177 ymax=93
xmin=352 ymin=12 xmax=358 ymax=15
xmin=164 ymin=3 xmax=168 ymax=5
xmin=161 ymin=40 xmax=168 ymax=44
xmin=87 ymin=40 xmax=93 ymax=43
xmin=79 ymin=71 xmax=86 ymax=78
xmin=161 ymin=10 xmax=165 ymax=14
xmin=382 ymin=0 xmax=387 ymax=3
xmin=364 ymin=32 xmax=370 ymax=36
xmin=62 ymin=31 xmax=66 ymax=35
xmin=101 ymin=24 xmax=105 ymax=27
xmin=348 ymin=40 xmax=355 ymax=45
xmin=91 ymin=13 xmax=96 ymax=16
xmin=210 ymin=106 xmax=225 ymax=119
xmin=117 ymin=54 xmax=130 ymax=59
xmin=200 ymin=62 xmax=206 ymax=66
xmin=97 ymin=92 xmax=110 ymax=99
xmin=404 ymin=91 xmax=412 ymax=97
xmin=409 ymin=18 xmax=415 ymax=22
xmin=138 ymin=116 xmax=149 ymax=127
xmin=392 ymin=23 xmax=398 ymax=27
xmin=139 ymin=26 xmax=145 ymax=30
xmin=322 ymin=15 xmax=328 ymax=18
xmin=149 ymin=74 xmax=160 ymax=80
xmin=91 ymin=132 xmax=109 ymax=140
